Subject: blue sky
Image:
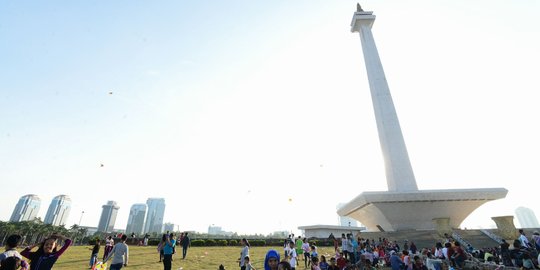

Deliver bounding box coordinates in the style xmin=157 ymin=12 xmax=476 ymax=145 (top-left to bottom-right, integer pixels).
xmin=1 ymin=0 xmax=539 ymax=235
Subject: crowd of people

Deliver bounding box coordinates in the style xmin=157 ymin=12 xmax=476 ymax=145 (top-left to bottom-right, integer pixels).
xmin=250 ymin=229 xmax=540 ymax=270
xmin=2 ymin=229 xmax=540 ymax=270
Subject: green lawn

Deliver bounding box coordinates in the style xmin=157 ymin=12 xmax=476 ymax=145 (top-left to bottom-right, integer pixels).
xmin=50 ymin=245 xmax=337 ymax=270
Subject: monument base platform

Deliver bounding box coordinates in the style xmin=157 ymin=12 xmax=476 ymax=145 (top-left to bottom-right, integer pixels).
xmin=337 ymin=188 xmax=508 ymax=232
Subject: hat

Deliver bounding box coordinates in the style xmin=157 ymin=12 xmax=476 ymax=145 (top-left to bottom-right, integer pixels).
xmin=390 ymin=250 xmax=396 ymax=255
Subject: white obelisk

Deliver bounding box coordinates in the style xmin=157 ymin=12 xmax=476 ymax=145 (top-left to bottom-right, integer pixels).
xmin=338 ymin=5 xmax=507 ymax=232
xmin=351 ymin=7 xmax=417 ymax=192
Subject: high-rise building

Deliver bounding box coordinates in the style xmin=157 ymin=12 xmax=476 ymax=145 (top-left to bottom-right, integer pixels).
xmin=515 ymin=207 xmax=540 ymax=228
xmin=126 ymin=204 xmax=147 ymax=235
xmin=163 ymin=223 xmax=175 ymax=233
xmin=10 ymin=194 xmax=41 ymax=222
xmin=144 ymin=198 xmax=165 ymax=233
xmin=337 ymin=203 xmax=358 ymax=227
xmin=97 ymin=201 xmax=119 ymax=233
xmin=44 ymin=195 xmax=72 ymax=227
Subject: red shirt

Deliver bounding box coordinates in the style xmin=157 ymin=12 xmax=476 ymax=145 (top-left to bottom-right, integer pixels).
xmin=337 ymin=257 xmax=347 ymax=269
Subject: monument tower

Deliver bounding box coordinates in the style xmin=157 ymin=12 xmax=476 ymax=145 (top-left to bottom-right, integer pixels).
xmin=337 ymin=5 xmax=508 ymax=232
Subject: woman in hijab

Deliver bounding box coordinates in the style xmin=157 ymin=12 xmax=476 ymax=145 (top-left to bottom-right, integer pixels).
xmin=264 ymin=249 xmax=280 ymax=270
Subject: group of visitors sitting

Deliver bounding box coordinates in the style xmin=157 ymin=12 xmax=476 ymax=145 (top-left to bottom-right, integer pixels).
xmin=268 ymin=229 xmax=540 ymax=270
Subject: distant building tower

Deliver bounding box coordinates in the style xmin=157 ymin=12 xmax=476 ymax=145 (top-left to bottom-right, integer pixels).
xmin=126 ymin=204 xmax=147 ymax=235
xmin=515 ymin=207 xmax=540 ymax=228
xmin=163 ymin=223 xmax=175 ymax=233
xmin=44 ymin=195 xmax=72 ymax=227
xmin=337 ymin=203 xmax=358 ymax=227
xmin=97 ymin=201 xmax=120 ymax=233
xmin=10 ymin=194 xmax=41 ymax=222
xmin=208 ymin=225 xmax=223 ymax=235
xmin=144 ymin=198 xmax=166 ymax=233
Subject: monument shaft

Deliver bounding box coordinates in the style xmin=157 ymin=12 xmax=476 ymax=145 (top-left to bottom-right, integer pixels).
xmin=352 ymin=12 xmax=417 ymax=192
xmin=338 ymin=8 xmax=507 ymax=232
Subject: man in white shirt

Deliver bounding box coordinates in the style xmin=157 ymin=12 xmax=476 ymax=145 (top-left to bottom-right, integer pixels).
xmin=105 ymin=234 xmax=129 ymax=270
xmin=288 ymin=242 xmax=297 ymax=270
xmin=519 ymin=229 xmax=531 ymax=249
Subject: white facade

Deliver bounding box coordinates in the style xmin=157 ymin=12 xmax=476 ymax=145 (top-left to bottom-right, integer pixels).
xmin=10 ymin=194 xmax=41 ymax=222
xmin=98 ymin=201 xmax=119 ymax=233
xmin=44 ymin=195 xmax=71 ymax=227
xmin=126 ymin=203 xmax=147 ymax=235
xmin=515 ymin=207 xmax=540 ymax=228
xmin=208 ymin=225 xmax=234 ymax=236
xmin=144 ymin=198 xmax=165 ymax=234
xmin=298 ymin=225 xmax=365 ymax=239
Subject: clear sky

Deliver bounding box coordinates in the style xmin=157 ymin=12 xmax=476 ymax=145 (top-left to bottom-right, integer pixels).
xmin=1 ymin=0 xmax=539 ymax=235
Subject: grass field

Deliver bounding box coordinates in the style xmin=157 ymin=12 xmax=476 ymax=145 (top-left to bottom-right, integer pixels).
xmin=50 ymin=245 xmax=337 ymax=270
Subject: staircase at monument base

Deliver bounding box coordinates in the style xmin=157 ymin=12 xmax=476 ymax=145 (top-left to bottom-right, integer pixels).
xmin=356 ymin=229 xmax=502 ymax=250
xmin=453 ymin=229 xmax=501 ymax=249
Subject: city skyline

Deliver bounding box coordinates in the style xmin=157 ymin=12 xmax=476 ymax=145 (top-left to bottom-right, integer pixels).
xmin=1 ymin=1 xmax=539 ymax=235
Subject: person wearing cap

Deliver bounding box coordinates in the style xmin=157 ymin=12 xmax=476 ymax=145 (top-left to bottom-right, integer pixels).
xmin=264 ymin=249 xmax=280 ymax=270
xmin=390 ymin=251 xmax=404 ymax=270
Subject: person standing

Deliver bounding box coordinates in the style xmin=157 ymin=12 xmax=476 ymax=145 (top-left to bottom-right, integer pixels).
xmin=162 ymin=233 xmax=176 ymax=270
xmin=341 ymin=234 xmax=349 ymax=260
xmin=519 ymin=229 xmax=531 ymax=249
xmin=239 ymin=238 xmax=250 ymax=270
xmin=302 ymin=238 xmax=310 ymax=268
xmin=288 ymin=242 xmax=297 ymax=270
xmin=102 ymin=236 xmax=114 ymax=261
xmin=328 ymin=233 xmax=338 ymax=252
xmin=180 ymin=232 xmax=191 ymax=259
xmin=104 ymin=234 xmax=128 ymax=270
xmin=157 ymin=234 xmax=167 ymax=262
xmin=295 ymin=236 xmax=303 ymax=266
xmin=88 ymin=239 xmax=100 ymax=269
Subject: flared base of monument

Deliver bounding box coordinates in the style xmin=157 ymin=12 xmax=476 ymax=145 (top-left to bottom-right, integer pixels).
xmin=337 ymin=188 xmax=508 ymax=232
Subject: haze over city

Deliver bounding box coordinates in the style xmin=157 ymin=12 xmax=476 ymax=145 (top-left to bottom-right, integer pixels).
xmin=1 ymin=0 xmax=539 ymax=235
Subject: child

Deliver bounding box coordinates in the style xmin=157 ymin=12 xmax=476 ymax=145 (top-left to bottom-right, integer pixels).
xmin=336 ymin=252 xmax=347 ymax=270
xmin=278 ymin=261 xmax=292 ymax=270
xmin=310 ymin=245 xmax=318 ymax=261
xmin=311 ymin=256 xmax=321 ymax=270
xmin=0 ymin=257 xmax=21 ymax=270
xmin=327 ymin=257 xmax=340 ymax=270
xmin=244 ymin=256 xmax=255 ymax=270
xmin=89 ymin=239 xmax=101 ymax=269
xmin=0 ymin=234 xmax=29 ymax=270
xmin=319 ymin=255 xmax=329 ymax=270
xmin=288 ymin=242 xmax=297 ymax=270
xmin=21 ymin=233 xmax=72 ymax=270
